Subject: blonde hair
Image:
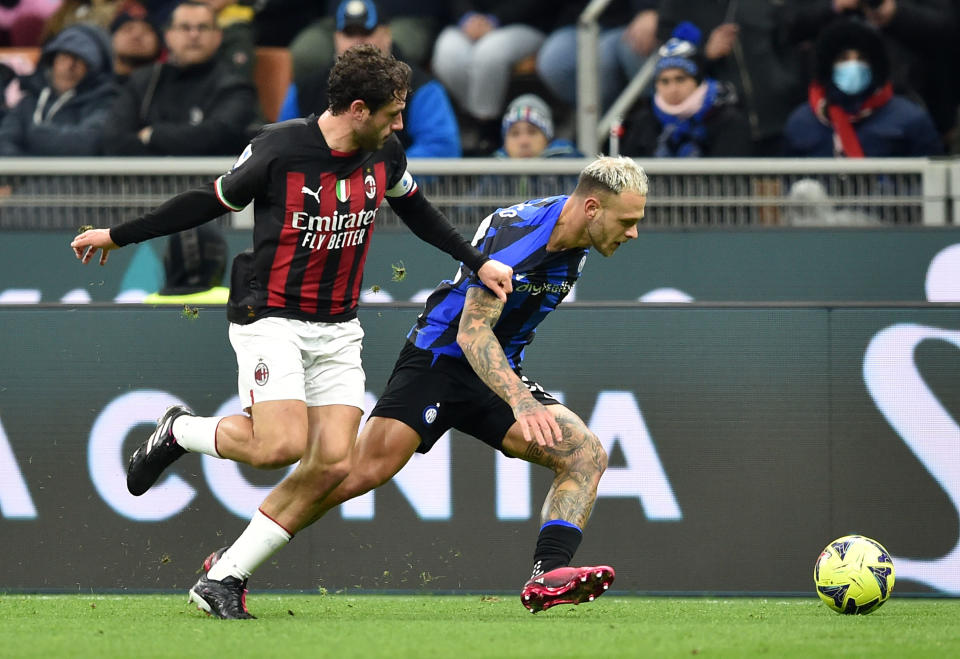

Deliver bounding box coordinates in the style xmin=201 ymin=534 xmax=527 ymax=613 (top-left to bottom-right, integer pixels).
xmin=575 ymin=155 xmax=648 ymax=197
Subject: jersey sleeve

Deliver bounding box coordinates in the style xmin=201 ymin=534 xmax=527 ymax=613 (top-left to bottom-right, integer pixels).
xmin=213 ymin=129 xmax=275 ymax=211
xmin=463 ymin=202 xmax=555 ymax=286
xmin=383 ymin=136 xmax=418 ymax=199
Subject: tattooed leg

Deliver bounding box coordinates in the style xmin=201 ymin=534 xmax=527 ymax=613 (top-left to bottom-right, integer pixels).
xmin=501 ymin=405 xmax=608 ymax=529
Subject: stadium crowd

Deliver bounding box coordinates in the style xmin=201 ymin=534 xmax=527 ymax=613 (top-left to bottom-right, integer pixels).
xmin=0 ymin=0 xmax=956 ymax=158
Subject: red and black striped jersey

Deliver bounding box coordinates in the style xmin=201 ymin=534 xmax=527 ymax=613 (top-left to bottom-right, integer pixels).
xmin=109 ymin=115 xmax=487 ymax=324
xmin=216 ymin=114 xmax=416 ymax=323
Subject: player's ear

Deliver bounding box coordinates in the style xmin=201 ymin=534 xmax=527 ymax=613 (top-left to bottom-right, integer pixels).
xmin=584 ymin=196 xmax=601 ymax=219
xmin=349 ymin=99 xmax=369 ymax=120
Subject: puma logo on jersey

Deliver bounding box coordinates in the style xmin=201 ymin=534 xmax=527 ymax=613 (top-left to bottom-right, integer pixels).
xmin=301 ymin=184 xmax=323 ymax=204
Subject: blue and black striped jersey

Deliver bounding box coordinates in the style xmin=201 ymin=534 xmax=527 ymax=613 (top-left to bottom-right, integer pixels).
xmin=408 ymin=195 xmax=588 ymax=367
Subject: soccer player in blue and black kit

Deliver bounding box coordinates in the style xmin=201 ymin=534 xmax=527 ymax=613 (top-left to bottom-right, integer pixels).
xmin=300 ymin=155 xmax=649 ymax=613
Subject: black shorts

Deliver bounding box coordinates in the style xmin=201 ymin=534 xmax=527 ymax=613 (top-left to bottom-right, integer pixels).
xmin=369 ymin=341 xmax=560 ymax=455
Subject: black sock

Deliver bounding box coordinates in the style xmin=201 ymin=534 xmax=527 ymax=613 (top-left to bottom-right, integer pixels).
xmin=531 ymin=521 xmax=582 ymax=579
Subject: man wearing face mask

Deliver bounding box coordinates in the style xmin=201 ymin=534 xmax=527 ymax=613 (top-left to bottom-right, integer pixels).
xmin=782 ymin=17 xmax=941 ymax=157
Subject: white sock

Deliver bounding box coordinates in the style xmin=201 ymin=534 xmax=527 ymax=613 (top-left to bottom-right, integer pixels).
xmin=172 ymin=415 xmax=222 ymax=457
xmin=207 ymin=509 xmax=292 ymax=581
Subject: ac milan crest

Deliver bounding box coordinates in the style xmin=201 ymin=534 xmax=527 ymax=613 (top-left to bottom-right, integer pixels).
xmin=364 ymin=174 xmax=376 ymax=199
xmin=254 ymin=361 xmax=269 ymax=386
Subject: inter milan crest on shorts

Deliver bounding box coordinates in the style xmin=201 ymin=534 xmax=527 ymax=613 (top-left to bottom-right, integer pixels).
xmin=254 ymin=360 xmax=269 ymax=386
xmin=422 ymin=404 xmax=439 ymax=425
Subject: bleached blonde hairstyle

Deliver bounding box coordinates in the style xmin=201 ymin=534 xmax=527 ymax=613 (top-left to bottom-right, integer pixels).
xmin=574 ymin=155 xmax=648 ymax=197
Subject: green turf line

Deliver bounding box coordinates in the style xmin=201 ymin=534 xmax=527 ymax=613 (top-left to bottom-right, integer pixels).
xmin=0 ymin=595 xmax=958 ymax=658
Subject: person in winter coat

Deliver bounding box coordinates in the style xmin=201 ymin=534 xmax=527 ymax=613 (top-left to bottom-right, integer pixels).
xmin=782 ymin=17 xmax=942 ymax=158
xmin=656 ymin=0 xmax=804 ymax=156
xmin=103 ymin=0 xmax=258 ymax=155
xmin=620 ymin=22 xmax=753 ymax=158
xmin=0 ymin=23 xmax=116 ymax=155
xmin=278 ymin=0 xmax=461 ymax=158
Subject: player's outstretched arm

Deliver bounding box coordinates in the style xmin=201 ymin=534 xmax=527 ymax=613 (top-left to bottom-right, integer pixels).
xmin=70 ymin=183 xmax=234 ymax=266
xmin=389 ymin=188 xmax=512 ymax=300
xmin=457 ymin=286 xmax=562 ymax=447
xmin=71 ymin=228 xmax=119 ymax=265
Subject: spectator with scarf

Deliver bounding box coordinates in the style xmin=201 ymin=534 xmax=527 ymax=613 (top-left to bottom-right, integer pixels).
xmin=620 ymin=22 xmax=752 ymax=158
xmin=783 ymin=17 xmax=941 ymax=157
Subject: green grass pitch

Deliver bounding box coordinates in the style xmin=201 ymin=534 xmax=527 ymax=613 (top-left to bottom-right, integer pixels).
xmin=1 ymin=594 xmax=957 ymax=658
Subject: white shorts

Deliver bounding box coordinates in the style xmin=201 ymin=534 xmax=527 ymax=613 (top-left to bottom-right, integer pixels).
xmin=229 ymin=316 xmax=365 ymax=410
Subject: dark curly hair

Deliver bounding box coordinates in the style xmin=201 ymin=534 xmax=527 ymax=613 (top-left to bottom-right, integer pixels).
xmin=327 ymin=44 xmax=412 ymax=115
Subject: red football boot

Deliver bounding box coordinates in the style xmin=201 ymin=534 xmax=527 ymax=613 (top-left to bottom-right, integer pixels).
xmin=521 ymin=565 xmax=615 ymax=613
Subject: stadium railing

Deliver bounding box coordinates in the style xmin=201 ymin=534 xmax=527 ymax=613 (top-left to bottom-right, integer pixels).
xmin=0 ymin=157 xmax=954 ymax=229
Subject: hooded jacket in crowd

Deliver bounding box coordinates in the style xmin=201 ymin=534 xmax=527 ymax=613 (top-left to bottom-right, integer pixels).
xmin=102 ymin=48 xmax=258 ymax=155
xmin=784 ymin=0 xmax=956 ymax=134
xmin=0 ymin=23 xmax=116 ymax=155
xmin=783 ymin=17 xmax=942 ymax=158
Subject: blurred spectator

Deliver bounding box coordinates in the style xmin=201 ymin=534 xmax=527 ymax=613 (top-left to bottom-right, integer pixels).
xmin=0 ymin=0 xmax=59 ymax=46
xmin=782 ymin=17 xmax=942 ymax=157
xmin=619 ymin=23 xmax=752 ymax=158
xmin=110 ymin=0 xmax=162 ymax=83
xmin=40 ymin=0 xmax=121 ymax=44
xmin=207 ymin=0 xmax=256 ymax=80
xmin=493 ymin=93 xmax=581 ymax=158
xmin=116 ymin=0 xmax=257 ymax=80
xmin=537 ymin=0 xmax=657 ymax=111
xmin=784 ymin=178 xmax=878 ymax=226
xmin=467 ymin=93 xmax=579 ymax=204
xmin=0 ymin=24 xmax=116 ymax=155
xmin=431 ymin=1 xmax=553 ymax=146
xmin=657 ymin=0 xmax=804 ymax=156
xmin=103 ymin=0 xmax=258 ymax=155
xmin=286 ymin=0 xmax=448 ymax=76
xmin=143 ymin=224 xmax=230 ymax=305
xmin=784 ymin=0 xmax=957 ymax=137
xmin=277 ymin=0 xmax=460 ymax=157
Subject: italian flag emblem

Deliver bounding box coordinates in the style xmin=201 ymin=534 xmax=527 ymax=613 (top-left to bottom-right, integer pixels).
xmin=335 ymin=179 xmax=350 ymax=202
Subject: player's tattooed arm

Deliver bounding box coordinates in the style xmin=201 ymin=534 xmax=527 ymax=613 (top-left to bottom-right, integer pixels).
xmin=458 ymin=287 xmax=562 ymax=446
xmin=457 ymin=286 xmax=528 ymax=408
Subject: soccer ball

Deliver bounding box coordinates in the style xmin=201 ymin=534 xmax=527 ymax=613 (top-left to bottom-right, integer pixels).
xmin=814 ymin=535 xmax=895 ymax=614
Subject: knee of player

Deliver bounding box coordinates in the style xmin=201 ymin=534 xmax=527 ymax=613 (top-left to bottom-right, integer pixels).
xmin=248 ymin=441 xmax=303 ymax=469
xmin=300 ymin=453 xmax=353 ymax=485
xmin=575 ymin=430 xmax=607 ymax=476
xmin=591 ymin=432 xmax=609 ymax=474
xmin=336 ymin=468 xmax=383 ymax=500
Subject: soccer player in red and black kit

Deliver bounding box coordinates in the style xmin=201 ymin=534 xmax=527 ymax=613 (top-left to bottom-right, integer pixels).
xmin=70 ymin=44 xmax=513 ymax=619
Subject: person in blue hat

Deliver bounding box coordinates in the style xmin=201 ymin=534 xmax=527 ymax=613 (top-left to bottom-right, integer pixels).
xmin=620 ymin=22 xmax=753 ymax=158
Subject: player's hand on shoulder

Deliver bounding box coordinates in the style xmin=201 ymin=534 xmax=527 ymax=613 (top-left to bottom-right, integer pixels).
xmin=513 ymin=397 xmax=563 ymax=448
xmin=477 ymin=259 xmax=513 ymax=303
xmin=71 ymin=228 xmax=119 ymax=266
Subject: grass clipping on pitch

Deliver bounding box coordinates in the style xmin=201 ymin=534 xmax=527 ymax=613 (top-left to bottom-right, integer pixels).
xmin=0 ymin=594 xmax=957 ymax=658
